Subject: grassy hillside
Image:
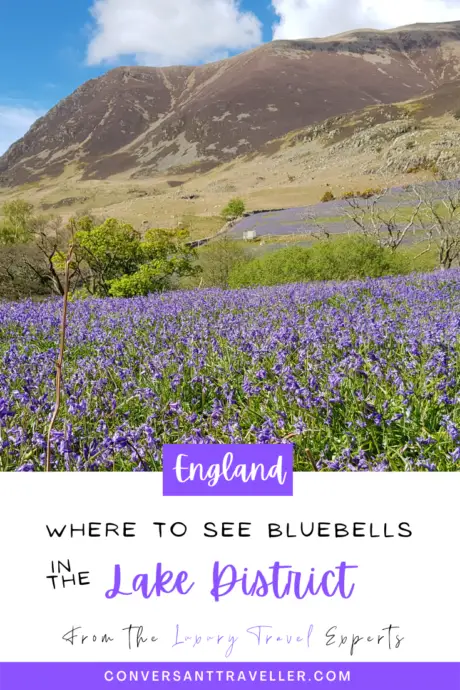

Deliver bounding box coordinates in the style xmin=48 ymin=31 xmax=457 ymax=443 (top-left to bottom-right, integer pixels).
xmin=2 ymin=84 xmax=460 ymax=233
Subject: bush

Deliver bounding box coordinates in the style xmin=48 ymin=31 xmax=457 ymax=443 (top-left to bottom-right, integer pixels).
xmin=229 ymin=237 xmax=412 ymax=288
xmin=197 ymin=238 xmax=250 ymax=288
xmin=307 ymin=236 xmax=410 ymax=281
xmin=340 ymin=187 xmax=383 ymax=200
xmin=360 ymin=187 xmax=383 ymax=199
xmin=109 ymin=263 xmax=167 ymax=297
xmin=221 ymin=197 xmax=246 ymax=221
xmin=321 ymin=190 xmax=335 ymax=203
xmin=229 ymin=246 xmax=313 ymax=288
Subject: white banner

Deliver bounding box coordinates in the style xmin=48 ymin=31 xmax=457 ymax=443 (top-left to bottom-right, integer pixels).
xmin=0 ymin=473 xmax=458 ymax=663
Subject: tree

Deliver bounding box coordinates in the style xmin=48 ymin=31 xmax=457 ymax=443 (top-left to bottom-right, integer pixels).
xmin=312 ymin=180 xmax=460 ymax=269
xmin=0 ymin=199 xmax=34 ymax=244
xmin=109 ymin=227 xmax=199 ymax=297
xmin=221 ymin=197 xmax=246 ymax=221
xmin=197 ymin=237 xmax=249 ymax=288
xmin=0 ymin=243 xmax=51 ymax=299
xmin=344 ymin=188 xmax=422 ymax=252
xmin=0 ymin=202 xmax=74 ymax=297
xmin=73 ymin=218 xmax=142 ymax=296
xmin=412 ymin=182 xmax=460 ymax=270
xmin=0 ymin=203 xmax=201 ymax=299
xmin=27 ymin=216 xmax=74 ymax=295
xmin=301 ymin=210 xmax=332 ymax=240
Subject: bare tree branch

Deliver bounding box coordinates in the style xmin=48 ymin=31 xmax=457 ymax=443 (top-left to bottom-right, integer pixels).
xmin=410 ymin=181 xmax=460 ymax=269
xmin=45 ymin=240 xmax=75 ymax=472
xmin=344 ymin=188 xmax=422 ymax=251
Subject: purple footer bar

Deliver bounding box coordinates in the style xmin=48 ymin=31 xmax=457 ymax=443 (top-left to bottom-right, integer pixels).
xmin=0 ymin=663 xmax=459 ymax=690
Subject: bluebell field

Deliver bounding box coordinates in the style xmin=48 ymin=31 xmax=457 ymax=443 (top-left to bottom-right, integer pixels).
xmin=1 ymin=271 xmax=459 ymax=472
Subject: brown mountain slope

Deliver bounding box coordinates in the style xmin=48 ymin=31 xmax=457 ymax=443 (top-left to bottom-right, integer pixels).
xmin=2 ymin=78 xmax=460 ymax=229
xmin=3 ymin=20 xmax=460 ymax=186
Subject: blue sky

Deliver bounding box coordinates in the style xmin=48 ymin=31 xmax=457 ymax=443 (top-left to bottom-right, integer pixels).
xmin=1 ymin=0 xmax=460 ymax=154
xmin=0 ymin=0 xmax=275 ymax=113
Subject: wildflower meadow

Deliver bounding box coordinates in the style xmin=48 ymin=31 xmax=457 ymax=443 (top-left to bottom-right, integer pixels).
xmin=1 ymin=270 xmax=459 ymax=472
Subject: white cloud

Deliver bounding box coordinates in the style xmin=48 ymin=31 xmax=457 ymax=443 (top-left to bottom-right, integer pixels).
xmin=271 ymin=0 xmax=460 ymax=41
xmin=0 ymin=104 xmax=44 ymax=156
xmin=86 ymin=0 xmax=263 ymax=66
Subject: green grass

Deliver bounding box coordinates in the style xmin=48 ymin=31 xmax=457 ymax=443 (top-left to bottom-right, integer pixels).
xmin=16 ymin=181 xmax=41 ymax=192
xmin=399 ymin=242 xmax=439 ymax=271
xmin=180 ymin=214 xmax=224 ymax=240
xmin=253 ymin=233 xmax=315 ymax=246
xmin=312 ymin=214 xmax=348 ymax=224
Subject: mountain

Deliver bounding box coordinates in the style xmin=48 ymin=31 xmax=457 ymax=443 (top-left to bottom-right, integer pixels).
xmin=2 ymin=20 xmax=460 ymax=186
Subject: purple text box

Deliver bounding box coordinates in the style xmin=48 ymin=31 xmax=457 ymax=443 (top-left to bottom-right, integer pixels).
xmin=0 ymin=663 xmax=459 ymax=689
xmin=162 ymin=444 xmax=293 ymax=496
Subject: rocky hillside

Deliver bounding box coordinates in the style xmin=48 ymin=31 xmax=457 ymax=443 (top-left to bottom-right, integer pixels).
xmin=3 ymin=20 xmax=460 ymax=186
xmin=264 ymin=77 xmax=460 ymax=175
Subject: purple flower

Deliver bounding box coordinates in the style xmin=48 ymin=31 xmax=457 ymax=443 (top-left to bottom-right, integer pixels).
xmin=0 ymin=270 xmax=459 ymax=471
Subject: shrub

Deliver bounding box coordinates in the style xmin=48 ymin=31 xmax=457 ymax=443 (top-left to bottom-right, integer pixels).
xmin=321 ymin=190 xmax=335 ymax=203
xmin=109 ymin=263 xmax=168 ymax=297
xmin=229 ymin=246 xmax=313 ymax=288
xmin=341 ymin=188 xmax=383 ymax=200
xmin=229 ymin=237 xmax=412 ymax=288
xmin=360 ymin=187 xmax=383 ymax=199
xmin=197 ymin=238 xmax=250 ymax=288
xmin=307 ymin=236 xmax=410 ymax=281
